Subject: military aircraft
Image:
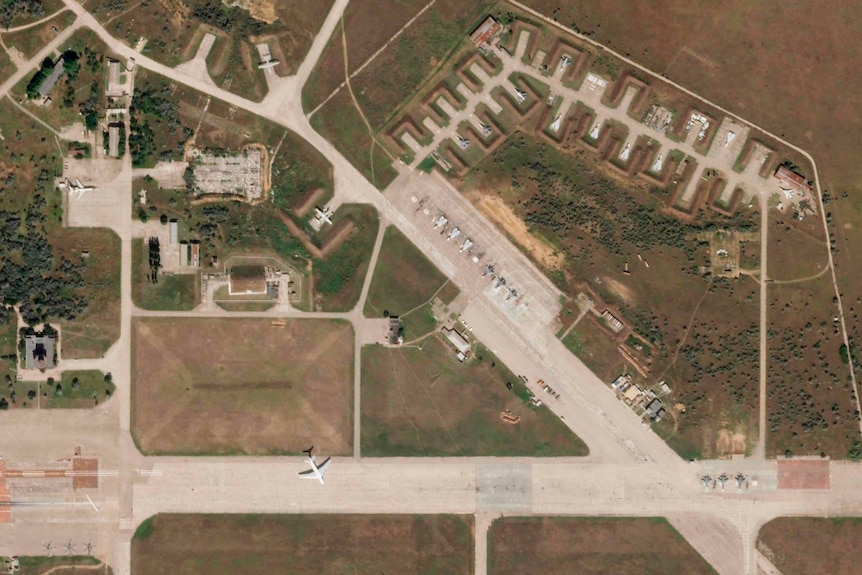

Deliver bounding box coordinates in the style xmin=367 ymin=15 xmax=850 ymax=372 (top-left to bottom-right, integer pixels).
xmin=298 ymin=446 xmax=331 ymax=485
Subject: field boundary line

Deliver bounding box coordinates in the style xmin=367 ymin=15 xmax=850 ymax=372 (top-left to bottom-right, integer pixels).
xmin=337 ymin=15 xmax=397 ymax=187
xmin=657 ymin=277 xmax=713 ymax=382
xmin=507 ymin=0 xmax=862 ymax=443
xmin=309 ymin=0 xmax=438 ymax=117
xmin=401 ymin=278 xmax=454 ymax=319
xmin=397 ymin=339 xmax=465 ymax=455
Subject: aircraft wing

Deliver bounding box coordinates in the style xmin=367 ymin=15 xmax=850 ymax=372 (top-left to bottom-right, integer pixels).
xmin=298 ymin=467 xmax=321 ymax=480
xmin=316 ymin=457 xmax=332 ymax=476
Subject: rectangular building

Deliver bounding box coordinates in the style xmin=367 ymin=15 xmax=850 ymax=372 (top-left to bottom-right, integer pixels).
xmin=469 ymin=16 xmax=501 ymax=47
xmin=169 ymin=220 xmax=178 ymax=244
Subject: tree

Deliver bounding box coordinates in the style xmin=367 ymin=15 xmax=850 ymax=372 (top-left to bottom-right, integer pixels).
xmin=0 ymin=397 xmax=7 ymax=410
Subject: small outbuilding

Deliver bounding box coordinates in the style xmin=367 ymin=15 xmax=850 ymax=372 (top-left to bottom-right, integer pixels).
xmin=442 ymin=327 xmax=471 ymax=358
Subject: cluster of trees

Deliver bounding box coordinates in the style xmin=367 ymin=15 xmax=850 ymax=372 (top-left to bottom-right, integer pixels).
xmin=189 ymin=0 xmax=265 ymax=36
xmin=24 ymin=57 xmax=56 ymax=99
xmin=0 ymin=187 xmax=88 ymax=324
xmin=129 ymin=82 xmax=192 ymax=167
xmin=0 ymin=0 xmax=44 ymax=29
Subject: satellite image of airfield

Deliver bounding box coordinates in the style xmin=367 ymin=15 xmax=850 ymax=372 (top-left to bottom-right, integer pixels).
xmin=1 ymin=0 xmax=862 ymax=573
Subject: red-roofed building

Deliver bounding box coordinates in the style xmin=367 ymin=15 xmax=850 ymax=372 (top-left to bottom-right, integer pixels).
xmin=470 ymin=16 xmax=502 ymax=47
xmin=774 ymin=165 xmax=812 ymax=194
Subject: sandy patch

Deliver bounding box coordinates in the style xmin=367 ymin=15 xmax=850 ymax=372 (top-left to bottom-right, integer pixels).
xmin=602 ymin=276 xmax=637 ymax=304
xmin=716 ymin=428 xmax=747 ymax=455
xmin=224 ymin=0 xmax=276 ymax=23
xmin=474 ymin=194 xmax=564 ymax=270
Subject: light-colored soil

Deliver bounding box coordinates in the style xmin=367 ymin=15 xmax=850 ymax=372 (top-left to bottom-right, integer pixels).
xmin=601 ymin=276 xmax=638 ymax=305
xmin=474 ymin=193 xmax=564 ymax=270
xmin=231 ymin=0 xmax=276 ymax=23
xmin=131 ymin=318 xmax=354 ymax=455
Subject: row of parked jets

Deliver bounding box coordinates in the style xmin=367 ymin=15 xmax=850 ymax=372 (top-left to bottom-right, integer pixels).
xmin=701 ymin=473 xmax=748 ymax=491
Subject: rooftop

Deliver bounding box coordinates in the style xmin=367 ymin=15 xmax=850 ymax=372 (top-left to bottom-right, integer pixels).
xmin=229 ymin=265 xmax=267 ymax=295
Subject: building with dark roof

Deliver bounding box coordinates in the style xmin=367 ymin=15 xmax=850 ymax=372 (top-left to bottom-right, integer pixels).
xmin=388 ymin=316 xmax=402 ymax=345
xmin=37 ymin=60 xmax=66 ymax=99
xmin=25 ymin=335 xmax=55 ymax=370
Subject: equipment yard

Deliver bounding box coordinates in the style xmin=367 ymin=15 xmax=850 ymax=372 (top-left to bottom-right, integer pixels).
xmin=131 ymin=318 xmax=354 ymax=455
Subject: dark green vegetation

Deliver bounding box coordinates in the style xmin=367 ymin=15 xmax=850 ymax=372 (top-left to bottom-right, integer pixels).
xmin=312 ymin=205 xmax=380 ymax=312
xmin=305 ymin=0 xmax=493 ymax=188
xmin=2 ymin=556 xmax=111 ymax=575
xmin=489 ymin=517 xmax=718 ymax=575
xmin=53 ymin=228 xmax=121 ymax=358
xmin=129 ymin=76 xmax=193 ymax=168
xmin=758 ymin=517 xmax=862 ymax=575
xmin=132 ymin=514 xmax=473 ymax=575
xmin=36 ymin=370 xmax=116 ymax=408
xmin=465 ymin=133 xmax=761 ymax=459
xmin=132 ymin=238 xmax=198 ymax=311
xmin=364 ymin=225 xmax=459 ymax=339
xmin=0 ymin=99 xmax=120 ymax=357
xmin=0 ymin=0 xmax=57 ymax=29
xmin=17 ymin=29 xmax=113 ymax=133
xmin=361 ymin=337 xmax=588 ymax=456
xmin=0 ymin=307 xmax=19 ymax=408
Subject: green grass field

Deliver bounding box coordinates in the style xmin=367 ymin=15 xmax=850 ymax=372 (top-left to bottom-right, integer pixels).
xmin=364 ymin=225 xmax=458 ymax=316
xmin=133 ymin=514 xmax=472 ymax=575
xmin=38 ymin=370 xmax=115 ymax=409
xmin=131 ymin=239 xmax=199 ymax=311
xmin=313 ymin=205 xmax=380 ymax=312
xmin=361 ymin=337 xmax=588 ymax=456
xmin=54 ymin=228 xmax=121 ymax=359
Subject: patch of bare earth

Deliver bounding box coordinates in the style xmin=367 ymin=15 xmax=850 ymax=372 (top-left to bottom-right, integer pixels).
xmin=223 ymin=0 xmax=276 ymax=23
xmin=473 ymin=193 xmax=564 ymax=270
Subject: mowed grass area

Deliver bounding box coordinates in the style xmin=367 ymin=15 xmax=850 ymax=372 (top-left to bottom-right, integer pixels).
xmin=758 ymin=517 xmax=862 ymax=575
xmin=361 ymin=337 xmax=588 ymax=456
xmin=309 ymin=89 xmax=399 ymax=190
xmin=54 ymin=228 xmax=121 ymax=358
xmin=0 ymin=556 xmax=111 ymax=575
xmin=37 ymin=370 xmax=115 ymax=409
xmin=131 ymin=238 xmax=198 ymax=311
xmin=312 ymin=204 xmax=379 ymax=312
xmin=465 ymin=134 xmax=760 ymax=459
xmin=131 ymin=318 xmax=353 ymax=455
xmin=489 ymin=517 xmax=718 ymax=575
xmin=132 ymin=514 xmax=473 ymax=575
xmin=364 ymin=225 xmax=459 ymax=339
